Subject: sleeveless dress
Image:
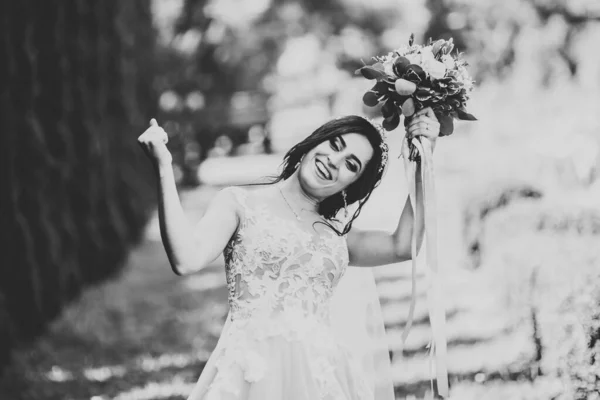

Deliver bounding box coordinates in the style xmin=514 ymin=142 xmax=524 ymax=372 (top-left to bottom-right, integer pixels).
xmin=187 ymin=187 xmax=375 ymax=400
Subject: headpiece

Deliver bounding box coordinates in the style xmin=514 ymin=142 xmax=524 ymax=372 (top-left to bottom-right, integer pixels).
xmin=366 ymin=118 xmax=389 ymax=173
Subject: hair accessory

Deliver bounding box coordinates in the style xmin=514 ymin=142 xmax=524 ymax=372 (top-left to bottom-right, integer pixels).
xmin=366 ymin=118 xmax=389 ymax=173
xmin=342 ymin=190 xmax=348 ymax=218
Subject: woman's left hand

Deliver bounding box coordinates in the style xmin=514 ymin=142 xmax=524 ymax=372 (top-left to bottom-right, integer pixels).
xmin=406 ymin=107 xmax=440 ymax=152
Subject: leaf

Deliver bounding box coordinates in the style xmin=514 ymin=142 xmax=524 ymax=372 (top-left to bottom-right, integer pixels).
xmin=415 ymin=93 xmax=432 ymax=102
xmin=371 ymin=81 xmax=389 ymax=96
xmin=437 ymin=113 xmax=454 ymax=136
xmin=405 ymin=64 xmax=426 ymax=82
xmin=363 ymin=91 xmax=380 ymax=107
xmin=382 ymin=112 xmax=400 ymax=131
xmin=393 ymin=57 xmax=410 ymax=77
xmin=381 ymin=98 xmax=396 ymax=118
xmin=456 ymin=108 xmax=478 ymax=121
xmin=394 ymin=96 xmax=408 ymax=108
xmin=371 ymin=62 xmax=385 ymax=72
xmin=447 ymin=98 xmax=461 ymax=108
xmin=408 ymin=33 xmax=414 ymax=46
xmin=358 ymin=66 xmax=388 ymax=80
xmin=402 ymin=97 xmax=415 ymax=117
xmin=386 ymin=88 xmax=408 ymax=105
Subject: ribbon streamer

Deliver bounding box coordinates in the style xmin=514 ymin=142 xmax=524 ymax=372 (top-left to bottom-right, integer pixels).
xmin=400 ymin=137 xmax=449 ymax=398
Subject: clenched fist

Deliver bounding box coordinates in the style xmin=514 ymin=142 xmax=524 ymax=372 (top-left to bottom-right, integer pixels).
xmin=137 ymin=119 xmax=172 ymax=169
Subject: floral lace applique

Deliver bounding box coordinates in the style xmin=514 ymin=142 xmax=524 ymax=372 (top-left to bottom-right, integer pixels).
xmin=206 ymin=187 xmax=374 ymax=399
xmin=222 ymin=187 xmax=349 ymax=323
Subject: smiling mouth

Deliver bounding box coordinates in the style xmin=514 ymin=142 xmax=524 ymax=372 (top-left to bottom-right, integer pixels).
xmin=315 ymin=159 xmax=332 ymax=180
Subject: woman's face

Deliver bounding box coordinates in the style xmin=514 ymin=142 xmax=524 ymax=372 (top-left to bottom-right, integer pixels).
xmin=298 ymin=133 xmax=374 ymax=199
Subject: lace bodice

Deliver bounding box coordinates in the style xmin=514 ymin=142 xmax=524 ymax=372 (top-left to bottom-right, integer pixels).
xmin=196 ymin=187 xmax=376 ymax=400
xmin=223 ymin=186 xmax=349 ymax=325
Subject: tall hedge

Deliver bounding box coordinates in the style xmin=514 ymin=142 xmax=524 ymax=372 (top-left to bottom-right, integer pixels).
xmin=0 ymin=0 xmax=157 ymax=368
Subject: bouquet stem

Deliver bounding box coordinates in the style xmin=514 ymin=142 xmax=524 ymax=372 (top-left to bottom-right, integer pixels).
xmin=408 ymin=141 xmax=421 ymax=163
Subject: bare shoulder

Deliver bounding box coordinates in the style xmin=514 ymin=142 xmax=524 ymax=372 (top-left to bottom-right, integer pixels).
xmin=214 ymin=185 xmax=241 ymax=201
xmin=240 ymin=184 xmax=278 ymax=202
xmin=215 ymin=184 xmax=271 ymax=213
xmin=208 ymin=186 xmax=243 ymax=216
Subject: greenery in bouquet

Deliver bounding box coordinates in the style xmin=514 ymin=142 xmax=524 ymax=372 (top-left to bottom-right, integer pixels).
xmin=357 ymin=34 xmax=477 ymax=160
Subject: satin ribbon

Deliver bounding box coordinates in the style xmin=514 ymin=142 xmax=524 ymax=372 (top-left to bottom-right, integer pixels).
xmin=400 ymin=137 xmax=449 ymax=398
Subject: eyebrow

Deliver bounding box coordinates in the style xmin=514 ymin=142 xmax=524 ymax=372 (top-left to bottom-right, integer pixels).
xmin=337 ymin=136 xmax=363 ymax=171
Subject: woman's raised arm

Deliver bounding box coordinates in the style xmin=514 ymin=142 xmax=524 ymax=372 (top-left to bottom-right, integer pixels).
xmin=346 ymin=108 xmax=440 ymax=267
xmin=138 ymin=120 xmax=239 ymax=275
xmin=156 ymin=169 xmax=239 ymax=275
xmin=346 ymin=173 xmax=424 ymax=267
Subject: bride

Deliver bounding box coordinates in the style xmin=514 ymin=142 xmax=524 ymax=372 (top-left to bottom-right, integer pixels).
xmin=138 ymin=105 xmax=440 ymax=400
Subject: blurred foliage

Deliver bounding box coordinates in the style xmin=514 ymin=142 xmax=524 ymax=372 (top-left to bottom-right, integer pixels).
xmin=167 ymin=0 xmax=600 ymax=107
xmin=465 ymin=192 xmax=600 ymax=399
xmin=155 ymin=0 xmax=414 ymax=184
xmin=0 ymin=0 xmax=156 ymax=370
xmin=426 ymin=0 xmax=600 ymax=82
xmin=158 ymin=0 xmax=600 ymax=186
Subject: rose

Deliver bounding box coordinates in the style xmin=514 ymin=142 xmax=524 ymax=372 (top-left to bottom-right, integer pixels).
xmin=425 ymin=60 xmax=447 ymax=79
xmin=420 ymin=48 xmax=447 ymax=79
xmin=405 ymin=52 xmax=421 ymax=65
xmin=442 ymin=54 xmax=455 ymax=70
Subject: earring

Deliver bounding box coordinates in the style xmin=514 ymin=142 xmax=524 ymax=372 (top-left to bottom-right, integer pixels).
xmin=295 ymin=156 xmax=304 ymax=169
xmin=342 ymin=191 xmax=348 ymax=218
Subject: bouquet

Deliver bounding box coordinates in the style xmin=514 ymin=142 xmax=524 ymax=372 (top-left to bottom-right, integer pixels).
xmin=357 ymin=35 xmax=478 ymax=398
xmin=357 ymin=34 xmax=476 ymax=160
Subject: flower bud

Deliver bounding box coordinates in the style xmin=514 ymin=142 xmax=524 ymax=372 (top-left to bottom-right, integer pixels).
xmin=394 ymin=79 xmax=417 ymax=95
xmin=402 ymin=98 xmax=415 ymax=117
xmin=432 ymin=39 xmax=445 ymax=56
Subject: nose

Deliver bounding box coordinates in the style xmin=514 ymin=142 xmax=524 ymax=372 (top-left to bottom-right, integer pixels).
xmin=327 ymin=153 xmax=343 ymax=170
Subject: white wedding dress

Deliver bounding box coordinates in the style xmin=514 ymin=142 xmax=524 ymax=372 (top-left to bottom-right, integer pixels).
xmin=187 ymin=186 xmax=394 ymax=400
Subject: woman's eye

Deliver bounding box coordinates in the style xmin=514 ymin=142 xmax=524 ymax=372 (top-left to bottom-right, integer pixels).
xmin=329 ymin=139 xmax=339 ymax=151
xmin=346 ymin=161 xmax=358 ymax=173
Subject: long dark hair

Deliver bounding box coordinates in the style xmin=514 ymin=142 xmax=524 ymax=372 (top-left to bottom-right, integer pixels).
xmin=258 ymin=115 xmax=386 ymax=236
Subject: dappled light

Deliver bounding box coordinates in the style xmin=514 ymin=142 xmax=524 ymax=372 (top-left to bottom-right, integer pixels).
xmin=111 ymin=377 xmax=195 ymax=400
xmin=136 ymin=353 xmax=209 ymax=373
xmin=84 ymin=366 xmax=127 ymax=383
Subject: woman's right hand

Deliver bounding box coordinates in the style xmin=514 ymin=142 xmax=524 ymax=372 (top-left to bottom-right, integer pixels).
xmin=137 ymin=119 xmax=172 ymax=169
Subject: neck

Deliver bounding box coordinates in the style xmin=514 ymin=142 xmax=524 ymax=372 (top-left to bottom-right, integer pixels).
xmin=278 ymin=172 xmax=319 ymax=213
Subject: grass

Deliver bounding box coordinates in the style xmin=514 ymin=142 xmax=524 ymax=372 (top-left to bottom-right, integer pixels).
xmin=0 ymin=233 xmax=228 ymax=400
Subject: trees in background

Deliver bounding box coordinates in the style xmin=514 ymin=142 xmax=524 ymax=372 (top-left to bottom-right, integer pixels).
xmin=159 ymin=0 xmax=599 ymax=183
xmin=0 ymin=0 xmax=156 ymax=369
xmin=154 ymin=0 xmax=418 ymax=181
